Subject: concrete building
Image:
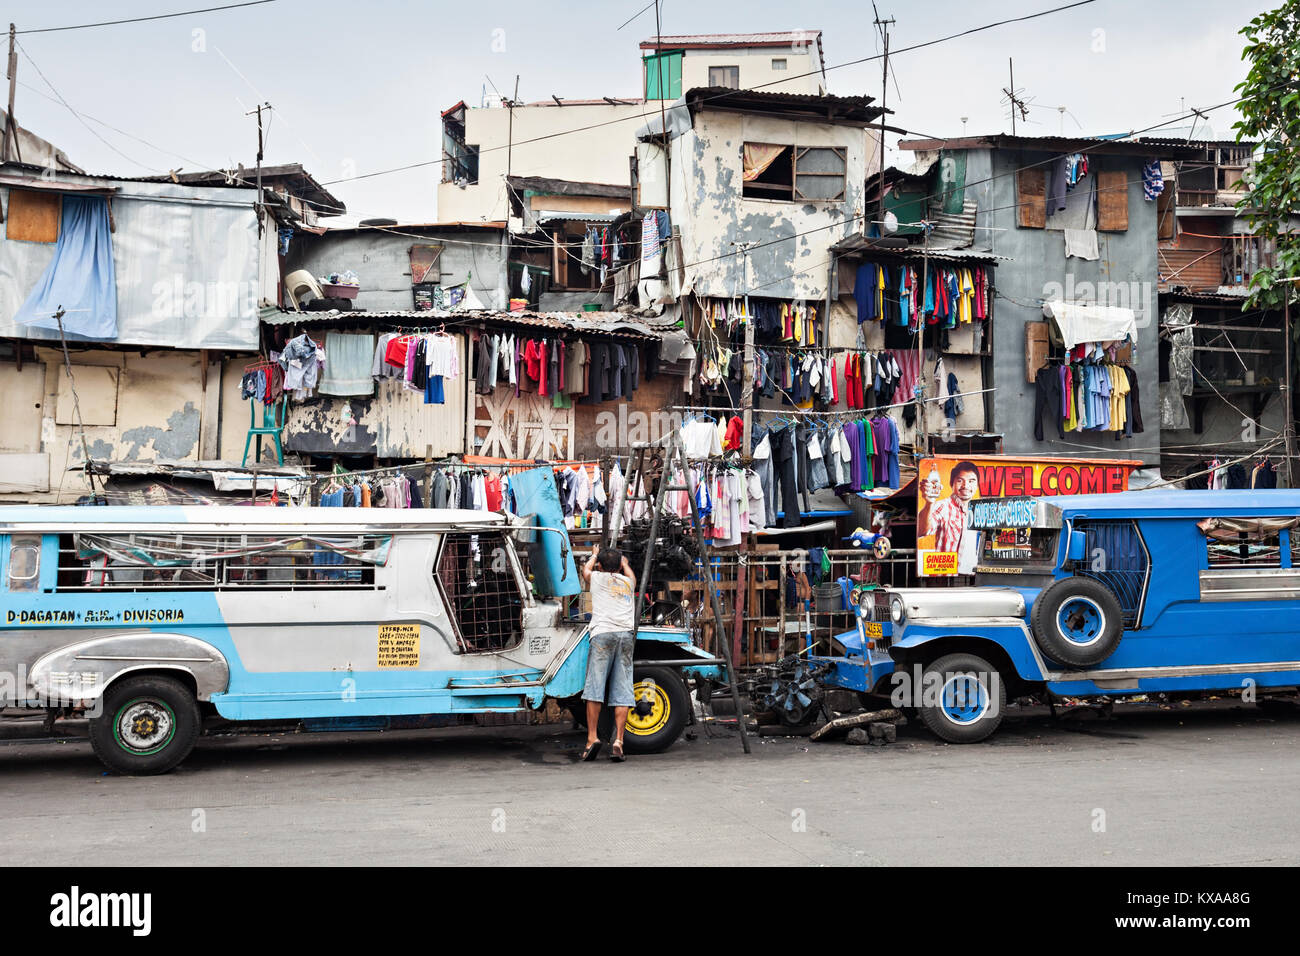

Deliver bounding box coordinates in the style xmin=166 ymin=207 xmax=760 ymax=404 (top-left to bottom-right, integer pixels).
xmin=640 ymin=30 xmax=826 ymax=100
xmin=659 ymin=87 xmax=884 ymax=302
xmin=896 ymin=134 xmax=1204 ymax=465
xmin=437 ymin=29 xmax=829 ymax=225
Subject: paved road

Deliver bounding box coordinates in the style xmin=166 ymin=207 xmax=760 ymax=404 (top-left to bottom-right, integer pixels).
xmin=1 ymin=701 xmax=1297 ymax=866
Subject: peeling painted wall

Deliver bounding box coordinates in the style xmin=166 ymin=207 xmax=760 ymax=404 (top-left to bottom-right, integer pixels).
xmin=671 ymin=110 xmax=877 ymax=301
xmin=1 ymin=349 xmax=210 ymax=503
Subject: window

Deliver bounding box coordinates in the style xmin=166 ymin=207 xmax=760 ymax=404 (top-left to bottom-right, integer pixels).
xmin=56 ymin=532 xmax=391 ymax=591
xmin=771 ymin=58 xmax=788 ymax=70
xmin=435 ymin=532 xmax=523 ymax=653
xmin=708 ymin=65 xmax=740 ymax=89
xmin=1203 ymin=520 xmax=1286 ymax=568
xmin=741 ymin=144 xmax=848 ymax=202
xmin=644 ymin=50 xmax=683 ymax=100
xmin=5 ymin=189 xmax=61 ymax=243
xmin=1069 ymin=520 xmax=1149 ymax=628
xmin=7 ymin=535 xmax=41 ymax=592
xmin=794 ymin=146 xmax=848 ymax=201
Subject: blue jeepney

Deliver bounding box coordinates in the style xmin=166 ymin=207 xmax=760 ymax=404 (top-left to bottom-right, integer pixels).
xmin=875 ymin=489 xmax=1300 ymax=742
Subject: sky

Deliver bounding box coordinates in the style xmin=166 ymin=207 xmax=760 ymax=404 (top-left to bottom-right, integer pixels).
xmin=3 ymin=0 xmax=1267 ymax=225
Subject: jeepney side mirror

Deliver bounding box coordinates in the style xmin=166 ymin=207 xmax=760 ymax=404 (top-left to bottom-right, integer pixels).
xmin=1067 ymin=530 xmax=1087 ymax=563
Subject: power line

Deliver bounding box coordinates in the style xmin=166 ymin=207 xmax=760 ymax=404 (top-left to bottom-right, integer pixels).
xmin=15 ymin=40 xmax=162 ymax=172
xmin=321 ymin=0 xmax=1101 ymax=186
xmin=16 ymin=1 xmax=280 ymax=35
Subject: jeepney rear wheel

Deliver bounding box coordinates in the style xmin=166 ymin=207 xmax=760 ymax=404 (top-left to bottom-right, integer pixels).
xmin=89 ymin=674 xmax=201 ymax=775
xmin=918 ymin=653 xmax=1006 ymax=744
xmin=599 ymin=665 xmax=689 ymax=755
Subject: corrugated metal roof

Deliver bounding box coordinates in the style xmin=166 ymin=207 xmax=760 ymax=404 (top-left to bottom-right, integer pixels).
xmin=898 ymin=134 xmax=1205 ymax=159
xmin=641 ymin=30 xmax=820 ymax=49
xmin=926 ymin=197 xmax=978 ymax=249
xmin=829 ymin=232 xmax=1010 ymax=261
xmin=265 ymin=308 xmax=666 ymax=340
xmin=536 ymin=211 xmax=620 ymax=225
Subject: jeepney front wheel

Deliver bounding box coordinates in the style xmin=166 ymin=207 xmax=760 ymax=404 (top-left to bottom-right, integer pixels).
xmin=918 ymin=653 xmax=1006 ymax=744
xmin=596 ymin=665 xmax=689 ymax=755
xmin=89 ymin=674 xmax=201 ymax=775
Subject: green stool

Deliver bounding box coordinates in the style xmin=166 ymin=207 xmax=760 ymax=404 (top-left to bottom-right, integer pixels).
xmin=242 ymin=397 xmax=288 ymax=467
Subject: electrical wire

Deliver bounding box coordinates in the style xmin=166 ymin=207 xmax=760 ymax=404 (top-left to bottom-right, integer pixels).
xmin=16 ymin=1 xmax=280 ymax=35
xmin=323 ymin=0 xmax=1102 ymax=186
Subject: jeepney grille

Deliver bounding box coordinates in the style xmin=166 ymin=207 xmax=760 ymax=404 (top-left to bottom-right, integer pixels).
xmin=1068 ymin=520 xmax=1148 ymax=629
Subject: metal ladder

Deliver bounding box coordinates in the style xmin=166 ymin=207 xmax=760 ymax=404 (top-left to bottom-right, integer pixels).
xmin=609 ymin=436 xmax=751 ymax=754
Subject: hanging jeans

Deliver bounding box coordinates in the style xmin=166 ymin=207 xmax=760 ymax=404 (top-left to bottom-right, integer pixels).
xmin=770 ymin=426 xmax=802 ymax=528
xmin=795 ymin=424 xmax=814 ymax=513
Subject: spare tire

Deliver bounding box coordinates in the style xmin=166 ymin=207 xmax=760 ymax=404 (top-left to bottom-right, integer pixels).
xmin=1030 ymin=577 xmax=1123 ymax=667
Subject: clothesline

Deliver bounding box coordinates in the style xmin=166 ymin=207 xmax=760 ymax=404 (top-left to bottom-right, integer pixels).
xmin=670 ymin=385 xmax=995 ymax=419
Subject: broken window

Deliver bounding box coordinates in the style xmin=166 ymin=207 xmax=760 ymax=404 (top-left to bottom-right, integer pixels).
xmin=742 ymin=144 xmax=847 ymax=202
xmin=708 ymin=65 xmax=740 ymax=89
xmin=435 ymin=532 xmax=524 ymax=653
xmin=742 ymin=144 xmax=794 ymax=200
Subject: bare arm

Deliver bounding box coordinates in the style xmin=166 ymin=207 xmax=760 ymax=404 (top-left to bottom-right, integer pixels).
xmin=620 ymin=556 xmax=636 ymax=582
xmin=580 ymin=550 xmax=598 ymax=587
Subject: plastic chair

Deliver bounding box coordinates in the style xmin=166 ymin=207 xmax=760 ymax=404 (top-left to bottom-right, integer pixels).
xmin=242 ymin=397 xmax=288 ymax=467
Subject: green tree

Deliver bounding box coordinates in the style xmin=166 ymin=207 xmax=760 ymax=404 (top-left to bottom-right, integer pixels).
xmin=1235 ymin=2 xmax=1300 ymax=311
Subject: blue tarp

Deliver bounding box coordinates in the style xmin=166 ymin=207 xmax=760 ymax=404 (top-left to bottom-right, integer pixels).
xmin=14 ymin=195 xmax=117 ymax=339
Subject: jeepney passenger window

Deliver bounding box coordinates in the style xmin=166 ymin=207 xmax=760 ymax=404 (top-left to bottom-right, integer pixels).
xmin=435 ymin=532 xmax=524 ymax=653
xmin=7 ymin=535 xmax=41 ymax=592
xmin=1205 ymin=526 xmax=1283 ymax=568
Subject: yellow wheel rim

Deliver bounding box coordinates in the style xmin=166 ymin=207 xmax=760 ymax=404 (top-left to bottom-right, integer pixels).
xmin=626 ymin=678 xmax=669 ymax=736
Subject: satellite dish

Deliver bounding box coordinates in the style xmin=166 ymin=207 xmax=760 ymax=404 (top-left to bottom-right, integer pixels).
xmin=883 ymin=211 xmax=899 ymax=234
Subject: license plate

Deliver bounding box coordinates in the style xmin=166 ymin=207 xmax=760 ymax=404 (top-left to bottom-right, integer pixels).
xmin=864 ymin=622 xmax=884 ymax=639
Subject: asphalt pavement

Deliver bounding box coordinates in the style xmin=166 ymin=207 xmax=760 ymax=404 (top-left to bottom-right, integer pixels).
xmin=1 ymin=700 xmax=1297 ymax=866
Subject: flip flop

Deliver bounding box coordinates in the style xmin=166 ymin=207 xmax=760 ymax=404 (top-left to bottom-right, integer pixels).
xmin=610 ymin=741 xmax=625 ymax=763
xmin=581 ymin=741 xmax=603 ymax=762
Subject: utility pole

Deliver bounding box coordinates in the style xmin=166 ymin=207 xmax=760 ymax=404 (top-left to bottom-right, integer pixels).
xmin=874 ymin=9 xmax=894 ymax=227
xmin=2 ymin=24 xmax=19 ymax=165
xmin=506 ymin=74 xmax=519 ymax=181
xmin=246 ymin=102 xmax=269 ymax=237
xmin=653 ymin=0 xmax=670 ymax=206
xmin=1008 ymin=59 xmax=1015 ymax=135
xmin=1286 ymin=293 xmax=1296 ymax=487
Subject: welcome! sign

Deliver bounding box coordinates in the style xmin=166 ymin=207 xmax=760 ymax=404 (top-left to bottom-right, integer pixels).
xmin=915 ymin=455 xmax=1142 ymax=576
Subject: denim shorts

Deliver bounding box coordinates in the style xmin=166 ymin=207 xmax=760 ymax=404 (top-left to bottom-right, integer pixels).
xmin=583 ymin=630 xmax=636 ymax=706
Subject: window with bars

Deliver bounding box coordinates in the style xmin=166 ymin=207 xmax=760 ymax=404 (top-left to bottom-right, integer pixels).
xmin=1067 ymin=520 xmax=1150 ymax=628
xmin=435 ymin=532 xmax=525 ymax=653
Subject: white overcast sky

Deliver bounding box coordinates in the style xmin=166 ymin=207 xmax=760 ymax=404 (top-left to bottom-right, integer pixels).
xmin=4 ymin=0 xmax=1265 ymax=224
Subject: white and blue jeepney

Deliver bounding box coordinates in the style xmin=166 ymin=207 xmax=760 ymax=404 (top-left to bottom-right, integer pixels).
xmin=0 ymin=506 xmax=723 ymax=773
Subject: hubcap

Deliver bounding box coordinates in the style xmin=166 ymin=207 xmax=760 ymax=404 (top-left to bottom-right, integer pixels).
xmin=1057 ymin=597 xmax=1104 ymax=647
xmin=626 ymin=679 xmax=669 ymax=736
xmin=114 ymin=698 xmax=176 ymax=755
xmin=939 ymin=673 xmax=990 ymax=726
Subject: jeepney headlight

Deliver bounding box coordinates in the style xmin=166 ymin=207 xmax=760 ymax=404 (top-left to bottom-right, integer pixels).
xmin=890 ymin=596 xmax=906 ymax=625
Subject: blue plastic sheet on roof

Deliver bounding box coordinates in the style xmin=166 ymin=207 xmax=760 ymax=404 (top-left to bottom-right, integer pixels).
xmin=15 ymin=195 xmax=117 ymax=340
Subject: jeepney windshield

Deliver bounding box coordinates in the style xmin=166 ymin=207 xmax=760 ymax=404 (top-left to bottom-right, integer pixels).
xmin=977 ymin=528 xmax=1060 ymax=568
